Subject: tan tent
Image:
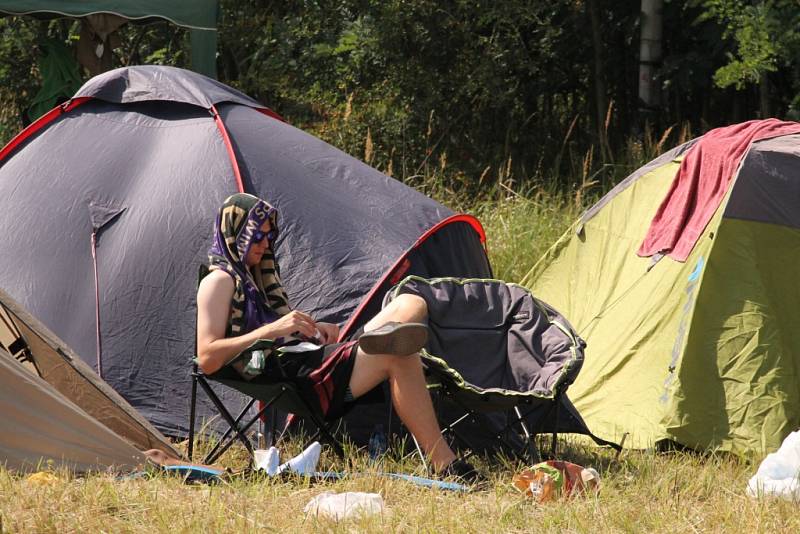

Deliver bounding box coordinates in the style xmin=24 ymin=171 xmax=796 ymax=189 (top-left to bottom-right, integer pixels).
xmin=1 ymin=346 xmax=146 ymax=471
xmin=0 ymin=288 xmax=178 ymax=472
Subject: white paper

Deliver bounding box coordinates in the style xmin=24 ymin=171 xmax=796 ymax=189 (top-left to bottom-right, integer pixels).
xmin=304 ymin=492 xmax=385 ymax=520
xmin=279 ymin=341 xmax=323 ymax=353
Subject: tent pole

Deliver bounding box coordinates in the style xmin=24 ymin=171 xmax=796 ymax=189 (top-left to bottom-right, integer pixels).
xmin=210 ymin=104 xmax=245 ymax=193
xmin=91 ymin=230 xmax=103 ymax=378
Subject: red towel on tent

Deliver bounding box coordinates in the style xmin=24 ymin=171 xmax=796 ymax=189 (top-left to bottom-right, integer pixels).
xmin=637 ymin=119 xmax=800 ymax=262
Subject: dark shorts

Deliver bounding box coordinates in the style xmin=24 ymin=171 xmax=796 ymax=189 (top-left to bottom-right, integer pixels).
xmin=278 ymin=340 xmax=359 ymax=420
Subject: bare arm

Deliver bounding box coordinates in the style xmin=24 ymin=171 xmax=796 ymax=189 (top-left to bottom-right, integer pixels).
xmin=196 ymin=270 xmax=320 ymax=374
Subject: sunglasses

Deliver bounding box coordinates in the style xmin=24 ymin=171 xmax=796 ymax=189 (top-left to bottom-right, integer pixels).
xmin=252 ymin=228 xmax=278 ymax=244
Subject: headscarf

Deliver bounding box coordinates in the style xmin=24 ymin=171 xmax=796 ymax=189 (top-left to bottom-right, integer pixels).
xmin=208 ymin=193 xmax=291 ymax=336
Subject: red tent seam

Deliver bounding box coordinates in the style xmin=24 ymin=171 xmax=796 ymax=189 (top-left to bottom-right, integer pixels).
xmin=0 ymin=97 xmax=91 ymax=165
xmin=210 ymin=104 xmax=245 ymax=193
xmin=255 ymin=107 xmax=286 ymax=123
xmin=338 ymin=214 xmax=487 ymax=340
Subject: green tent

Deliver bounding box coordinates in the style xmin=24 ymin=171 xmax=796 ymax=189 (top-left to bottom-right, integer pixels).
xmin=0 ymin=1 xmax=218 ymax=78
xmin=522 ymin=122 xmax=800 ymax=455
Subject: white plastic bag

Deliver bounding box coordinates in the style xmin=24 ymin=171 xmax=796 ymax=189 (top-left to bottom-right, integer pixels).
xmin=747 ymin=430 xmax=800 ymax=499
xmin=304 ymin=491 xmax=385 ymax=520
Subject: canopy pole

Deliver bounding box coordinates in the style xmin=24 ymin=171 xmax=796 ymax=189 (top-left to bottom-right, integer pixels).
xmin=190 ymin=29 xmax=218 ymax=79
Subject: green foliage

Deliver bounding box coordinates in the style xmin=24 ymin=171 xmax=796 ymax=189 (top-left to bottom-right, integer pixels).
xmin=216 ymin=1 xmax=608 ymax=185
xmin=0 ymin=15 xmax=190 ymax=139
xmin=3 ymin=2 xmax=800 ymax=193
xmin=0 ymin=18 xmax=46 ymax=139
xmin=698 ymin=0 xmax=800 ymax=90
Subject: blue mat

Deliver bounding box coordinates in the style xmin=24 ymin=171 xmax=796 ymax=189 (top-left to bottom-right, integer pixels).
xmin=312 ymin=471 xmax=470 ymax=492
xmin=162 ymin=465 xmax=226 ymax=484
xmin=129 ymin=465 xmax=469 ymax=491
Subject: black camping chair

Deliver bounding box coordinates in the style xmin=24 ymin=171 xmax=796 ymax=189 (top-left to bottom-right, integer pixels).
xmin=187 ymin=266 xmax=345 ymax=465
xmin=421 ymin=352 xmax=569 ymax=463
xmin=383 ymin=276 xmax=621 ymax=464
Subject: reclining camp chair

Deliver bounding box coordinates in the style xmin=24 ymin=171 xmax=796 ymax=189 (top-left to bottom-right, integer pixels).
xmin=187 ymin=266 xmax=345 ymax=465
xmin=383 ymin=276 xmax=618 ymax=462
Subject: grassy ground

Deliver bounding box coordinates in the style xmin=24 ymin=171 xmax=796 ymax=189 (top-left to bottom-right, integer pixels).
xmin=1 ymin=437 xmax=796 ymax=533
xmin=1 ymin=179 xmax=795 ymax=532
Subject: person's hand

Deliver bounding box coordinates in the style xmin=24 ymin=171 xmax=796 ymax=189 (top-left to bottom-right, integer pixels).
xmin=255 ymin=310 xmax=317 ymax=340
xmin=316 ymin=322 xmax=340 ymax=344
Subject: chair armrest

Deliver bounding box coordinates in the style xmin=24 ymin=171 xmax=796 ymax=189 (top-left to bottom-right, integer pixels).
xmin=192 ymin=339 xmax=276 ymax=377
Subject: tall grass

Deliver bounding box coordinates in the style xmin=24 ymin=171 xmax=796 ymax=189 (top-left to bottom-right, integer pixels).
xmin=400 ymin=112 xmax=695 ymax=283
xmin=2 ymin=438 xmax=798 ymax=533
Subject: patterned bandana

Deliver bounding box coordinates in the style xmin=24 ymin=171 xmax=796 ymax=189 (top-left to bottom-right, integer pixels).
xmin=208 ymin=193 xmax=291 ymax=336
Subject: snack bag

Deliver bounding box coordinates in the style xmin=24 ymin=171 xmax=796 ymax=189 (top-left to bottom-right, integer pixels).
xmin=512 ymin=460 xmax=600 ymax=502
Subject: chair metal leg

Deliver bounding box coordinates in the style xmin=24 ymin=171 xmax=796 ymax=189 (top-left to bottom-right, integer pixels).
xmin=268 ymin=406 xmax=277 ymax=447
xmin=410 ymin=433 xmax=429 ymax=473
xmin=318 ymin=424 xmax=345 ymax=458
xmin=205 ymin=387 xmax=289 ymax=464
xmin=188 ymin=367 xmax=199 ymax=462
xmin=301 ymin=412 xmax=345 ymax=458
xmin=550 ymin=395 xmax=560 ymax=458
xmin=439 ymin=413 xmax=480 ymax=457
xmin=204 ymin=397 xmax=257 ymax=464
xmin=515 ymin=406 xmax=540 ymax=464
xmin=207 ymin=406 xmax=266 ymax=464
xmin=431 ymin=387 xmax=557 ymax=463
xmin=197 ymin=378 xmax=257 ymax=463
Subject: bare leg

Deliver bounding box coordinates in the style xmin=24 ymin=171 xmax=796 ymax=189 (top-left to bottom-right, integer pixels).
xmin=363 ymin=293 xmax=427 ymax=332
xmin=348 ymin=348 xmax=456 ymax=471
xmin=354 ymin=293 xmax=453 ymax=469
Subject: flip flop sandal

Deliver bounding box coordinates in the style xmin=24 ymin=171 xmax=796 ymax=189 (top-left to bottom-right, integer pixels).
xmin=357 ymin=321 xmax=428 ymax=356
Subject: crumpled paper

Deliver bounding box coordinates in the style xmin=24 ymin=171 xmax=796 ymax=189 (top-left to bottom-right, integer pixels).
xmin=304 ymin=491 xmax=385 ymax=520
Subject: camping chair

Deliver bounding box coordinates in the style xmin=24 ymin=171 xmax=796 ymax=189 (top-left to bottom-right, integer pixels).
xmin=187 ymin=266 xmax=345 ymax=465
xmin=422 ymin=352 xmax=569 ymax=463
xmin=383 ymin=276 xmax=619 ymax=463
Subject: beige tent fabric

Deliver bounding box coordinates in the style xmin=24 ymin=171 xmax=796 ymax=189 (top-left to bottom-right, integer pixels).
xmin=0 ymin=288 xmax=179 ymax=458
xmin=1 ymin=347 xmax=145 ymax=472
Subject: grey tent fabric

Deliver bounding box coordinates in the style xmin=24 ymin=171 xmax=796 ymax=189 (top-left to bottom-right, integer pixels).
xmin=75 ymin=65 xmax=260 ymax=108
xmin=0 ymin=1 xmax=218 ymax=30
xmin=88 ymin=201 xmax=126 ymax=230
xmin=0 ymin=66 xmax=491 ymax=437
xmin=0 ymin=347 xmax=146 ymax=473
xmin=723 ymin=134 xmax=800 ymax=229
xmin=384 ymin=276 xmax=595 ymax=447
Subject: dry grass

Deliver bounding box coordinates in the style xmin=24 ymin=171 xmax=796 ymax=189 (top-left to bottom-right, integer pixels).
xmin=472 ymin=190 xmax=583 ymax=283
xmin=2 ymin=438 xmax=797 ymax=533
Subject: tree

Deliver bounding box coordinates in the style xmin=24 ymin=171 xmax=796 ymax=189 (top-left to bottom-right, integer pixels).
xmin=697 ymin=0 xmax=800 ymax=117
xmin=638 ymin=0 xmax=663 ymax=115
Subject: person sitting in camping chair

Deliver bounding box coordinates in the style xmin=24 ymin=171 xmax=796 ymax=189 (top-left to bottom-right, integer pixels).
xmin=196 ymin=193 xmax=478 ymax=481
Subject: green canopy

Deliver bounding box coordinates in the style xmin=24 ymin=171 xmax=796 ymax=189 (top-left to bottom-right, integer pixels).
xmin=0 ymin=0 xmax=218 ymax=77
